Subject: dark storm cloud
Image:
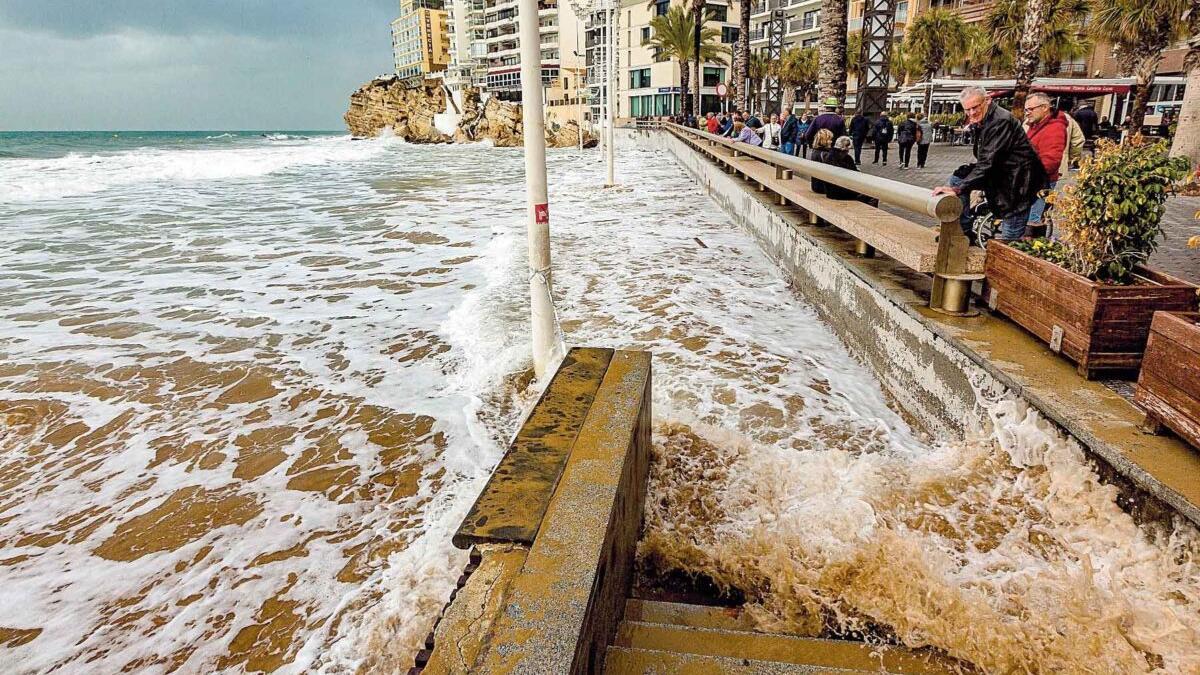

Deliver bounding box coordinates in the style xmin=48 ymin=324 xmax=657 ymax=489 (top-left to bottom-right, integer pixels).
xmin=0 ymin=0 xmax=396 ymax=38
xmin=0 ymin=1 xmax=401 ymax=130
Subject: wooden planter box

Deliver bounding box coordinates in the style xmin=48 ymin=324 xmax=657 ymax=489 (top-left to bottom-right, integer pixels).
xmin=1136 ymin=312 xmax=1200 ymax=450
xmin=984 ymin=241 xmax=1199 ymax=378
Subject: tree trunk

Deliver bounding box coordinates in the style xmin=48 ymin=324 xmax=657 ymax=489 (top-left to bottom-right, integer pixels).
xmin=1170 ymin=43 xmax=1200 ymax=164
xmin=783 ymin=83 xmax=796 ymax=114
xmin=681 ymin=63 xmax=692 ymax=119
xmin=1128 ymin=50 xmax=1164 ymax=133
xmin=1011 ymin=0 xmax=1049 ymax=122
xmin=923 ymin=71 xmax=935 ymax=115
xmin=737 ymin=0 xmax=751 ymax=110
xmin=694 ymin=1 xmax=705 ymax=117
xmin=817 ymin=0 xmax=848 ymax=102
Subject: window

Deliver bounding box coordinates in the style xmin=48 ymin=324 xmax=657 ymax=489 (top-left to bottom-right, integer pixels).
xmin=802 ymin=37 xmax=818 ymax=48
xmin=802 ymin=9 xmax=819 ymax=30
xmin=708 ymin=5 xmax=728 ymax=22
xmin=629 ymin=67 xmax=652 ymax=89
xmin=641 ymin=26 xmax=651 ymax=43
xmin=703 ymin=66 xmax=725 ymax=87
xmin=655 ymin=0 xmax=669 ymax=15
xmin=722 ymin=26 xmax=739 ymax=43
xmin=896 ymin=1 xmax=908 ymax=22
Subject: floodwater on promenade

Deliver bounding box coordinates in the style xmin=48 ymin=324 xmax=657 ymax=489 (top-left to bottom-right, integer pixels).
xmin=0 ymin=132 xmax=1196 ymax=674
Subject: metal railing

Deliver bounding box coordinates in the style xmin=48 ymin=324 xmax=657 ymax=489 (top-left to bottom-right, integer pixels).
xmin=641 ymin=122 xmax=980 ymax=314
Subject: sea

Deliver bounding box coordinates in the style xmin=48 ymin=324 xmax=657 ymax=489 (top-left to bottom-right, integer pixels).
xmin=1 ymin=130 xmax=1198 ymax=674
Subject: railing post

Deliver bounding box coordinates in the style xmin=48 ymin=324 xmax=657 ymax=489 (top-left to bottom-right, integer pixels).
xmin=931 ymin=205 xmax=976 ymax=314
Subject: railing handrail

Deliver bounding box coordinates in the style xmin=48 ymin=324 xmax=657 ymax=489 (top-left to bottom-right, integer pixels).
xmin=662 ymin=122 xmax=961 ymax=223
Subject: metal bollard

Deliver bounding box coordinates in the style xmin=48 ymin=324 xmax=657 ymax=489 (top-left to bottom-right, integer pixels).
xmin=854 ymin=239 xmax=875 ymax=257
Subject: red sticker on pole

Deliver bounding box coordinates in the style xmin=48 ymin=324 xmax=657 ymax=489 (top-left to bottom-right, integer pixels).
xmin=535 ymin=203 xmax=549 ymax=224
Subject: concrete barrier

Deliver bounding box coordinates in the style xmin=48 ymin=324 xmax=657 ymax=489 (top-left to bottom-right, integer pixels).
xmin=422 ymin=348 xmax=653 ymax=674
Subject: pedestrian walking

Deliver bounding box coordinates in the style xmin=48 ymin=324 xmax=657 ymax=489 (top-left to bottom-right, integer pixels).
xmin=849 ymin=110 xmax=870 ymax=165
xmin=871 ymin=112 xmax=893 ymax=165
xmin=915 ymin=112 xmax=934 ymax=168
xmin=896 ymin=113 xmax=918 ymax=168
xmin=933 ymin=86 xmax=1047 ymax=242
xmin=761 ymin=114 xmax=782 ymax=150
xmin=797 ymin=114 xmax=813 ymax=158
xmin=1073 ymin=102 xmax=1098 ymax=140
xmin=780 ymin=110 xmax=799 ymax=155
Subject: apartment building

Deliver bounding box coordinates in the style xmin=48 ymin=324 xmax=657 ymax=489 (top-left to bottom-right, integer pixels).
xmin=613 ymin=0 xmax=742 ymax=118
xmin=481 ymin=0 xmax=586 ymax=98
xmin=446 ymin=0 xmax=489 ymax=91
xmin=392 ymin=0 xmax=453 ymax=81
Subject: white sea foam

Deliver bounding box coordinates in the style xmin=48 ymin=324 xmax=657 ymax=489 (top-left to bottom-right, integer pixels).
xmin=1 ymin=138 xmax=1197 ymax=675
xmin=0 ymin=134 xmax=385 ymax=203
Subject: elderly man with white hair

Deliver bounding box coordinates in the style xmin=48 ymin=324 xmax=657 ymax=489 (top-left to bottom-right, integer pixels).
xmin=933 ymin=86 xmax=1047 ymax=242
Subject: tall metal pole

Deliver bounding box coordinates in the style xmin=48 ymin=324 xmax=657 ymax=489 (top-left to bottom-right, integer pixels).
xmin=518 ymin=0 xmax=556 ymax=378
xmin=606 ymin=4 xmax=616 ymax=186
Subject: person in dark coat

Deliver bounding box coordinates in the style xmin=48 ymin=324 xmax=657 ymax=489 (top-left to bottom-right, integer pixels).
xmin=780 ymin=110 xmax=799 ymax=155
xmin=1073 ymin=102 xmax=1098 ymax=139
xmin=933 ymin=86 xmax=1048 ymax=242
xmin=896 ymin=113 xmax=919 ymax=168
xmin=821 ymin=136 xmax=877 ymax=205
xmin=871 ymin=112 xmax=894 ymax=165
xmin=849 ymin=111 xmax=871 ymax=165
xmin=809 ymin=129 xmax=835 ymax=194
xmin=802 ymin=98 xmax=848 ymax=150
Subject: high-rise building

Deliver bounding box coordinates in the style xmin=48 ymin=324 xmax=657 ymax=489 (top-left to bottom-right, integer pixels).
xmin=481 ymin=0 xmax=586 ymax=98
xmin=392 ymin=0 xmax=453 ymax=81
xmin=446 ymin=0 xmax=489 ymax=91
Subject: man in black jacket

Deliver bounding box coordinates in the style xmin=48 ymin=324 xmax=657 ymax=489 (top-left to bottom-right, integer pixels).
xmin=933 ymin=86 xmax=1047 ymax=242
xmin=849 ymin=111 xmax=870 ymax=165
xmin=871 ymin=112 xmax=893 ymax=165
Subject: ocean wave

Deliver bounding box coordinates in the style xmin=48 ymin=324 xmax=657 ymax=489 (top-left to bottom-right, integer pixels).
xmin=205 ymin=133 xmax=238 ymax=140
xmin=0 ymin=135 xmax=383 ymax=203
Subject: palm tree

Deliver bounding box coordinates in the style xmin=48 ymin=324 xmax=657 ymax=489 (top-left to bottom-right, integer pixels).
xmin=1092 ymin=0 xmax=1191 ymax=132
xmin=692 ymin=0 xmax=707 ymax=116
xmin=774 ymin=46 xmax=819 ymax=114
xmin=646 ymin=5 xmax=728 ymax=118
xmin=817 ymin=0 xmax=849 ymax=102
xmin=903 ymin=8 xmax=973 ymax=113
xmin=983 ymin=0 xmax=1091 ymax=114
xmin=735 ymin=0 xmax=751 ymax=110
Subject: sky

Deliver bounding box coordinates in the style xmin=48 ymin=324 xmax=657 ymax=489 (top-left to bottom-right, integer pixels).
xmin=0 ymin=1 xmax=400 ymax=130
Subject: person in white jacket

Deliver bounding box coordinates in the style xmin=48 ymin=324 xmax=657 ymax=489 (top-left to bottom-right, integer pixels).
xmin=760 ymin=114 xmax=782 ymax=150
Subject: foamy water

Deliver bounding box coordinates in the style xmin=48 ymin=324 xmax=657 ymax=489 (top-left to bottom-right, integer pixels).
xmin=1 ymin=132 xmax=1197 ymax=674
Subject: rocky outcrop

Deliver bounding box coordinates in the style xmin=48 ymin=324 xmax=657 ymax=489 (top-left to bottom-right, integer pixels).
xmin=345 ymin=76 xmax=451 ymax=143
xmin=347 ymin=79 xmax=594 ymax=148
xmin=453 ymin=88 xmax=523 ymax=146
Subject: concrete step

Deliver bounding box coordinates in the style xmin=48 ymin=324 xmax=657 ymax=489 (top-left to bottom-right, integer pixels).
xmin=604 ymin=645 xmax=871 ymax=674
xmin=623 ymin=598 xmax=811 ymax=635
xmin=613 ymin=621 xmax=961 ymax=674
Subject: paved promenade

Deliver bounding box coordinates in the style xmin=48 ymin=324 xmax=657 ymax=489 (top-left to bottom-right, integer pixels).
xmin=855 ymin=143 xmax=1199 ymax=283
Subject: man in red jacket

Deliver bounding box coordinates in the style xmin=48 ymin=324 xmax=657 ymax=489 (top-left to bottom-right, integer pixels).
xmin=1024 ymin=92 xmax=1067 ymax=230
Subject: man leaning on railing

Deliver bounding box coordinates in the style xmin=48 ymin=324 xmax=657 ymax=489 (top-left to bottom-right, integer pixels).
xmin=932 ymin=86 xmax=1047 ymax=244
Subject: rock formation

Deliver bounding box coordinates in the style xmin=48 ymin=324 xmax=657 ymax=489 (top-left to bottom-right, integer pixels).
xmin=347 ymin=78 xmax=595 ymax=148
xmin=345 ymin=76 xmax=451 ymax=143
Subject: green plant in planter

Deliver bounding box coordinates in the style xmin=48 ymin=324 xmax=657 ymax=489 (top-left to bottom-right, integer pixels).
xmin=1023 ymin=137 xmax=1191 ymax=284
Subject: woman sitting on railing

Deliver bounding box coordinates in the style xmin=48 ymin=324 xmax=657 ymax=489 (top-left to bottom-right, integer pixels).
xmin=731 ymin=121 xmax=763 ymax=147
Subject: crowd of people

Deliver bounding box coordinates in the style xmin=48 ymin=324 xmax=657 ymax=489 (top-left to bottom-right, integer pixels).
xmin=672 ymin=84 xmax=1104 ymax=244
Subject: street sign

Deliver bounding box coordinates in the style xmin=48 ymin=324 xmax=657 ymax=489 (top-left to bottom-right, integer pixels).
xmin=716 ymin=83 xmax=728 ymax=97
